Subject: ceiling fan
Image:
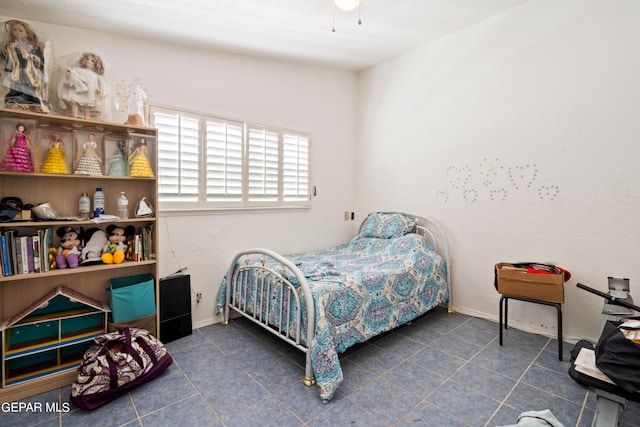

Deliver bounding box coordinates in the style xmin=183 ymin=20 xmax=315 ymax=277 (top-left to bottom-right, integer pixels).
xmin=332 ymin=0 xmax=362 ymax=32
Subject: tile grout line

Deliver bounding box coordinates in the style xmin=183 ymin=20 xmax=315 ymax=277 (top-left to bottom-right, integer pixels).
xmin=394 ymin=317 xmax=479 ymax=427
xmin=483 ymin=337 xmax=552 ymax=427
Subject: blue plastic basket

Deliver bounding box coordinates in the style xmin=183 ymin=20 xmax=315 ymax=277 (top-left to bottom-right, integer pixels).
xmin=108 ymin=274 xmax=156 ymax=323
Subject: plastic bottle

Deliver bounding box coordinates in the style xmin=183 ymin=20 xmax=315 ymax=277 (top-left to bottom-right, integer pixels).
xmin=78 ymin=192 xmax=90 ymax=219
xmin=93 ymin=187 xmax=105 ymax=218
xmin=117 ymin=192 xmax=129 ymax=219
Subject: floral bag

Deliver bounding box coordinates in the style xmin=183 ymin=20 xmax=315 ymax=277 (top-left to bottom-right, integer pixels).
xmin=70 ymin=327 xmax=173 ymax=410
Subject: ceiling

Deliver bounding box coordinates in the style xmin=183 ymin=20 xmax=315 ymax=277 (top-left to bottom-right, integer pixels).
xmin=0 ymin=0 xmax=530 ymax=71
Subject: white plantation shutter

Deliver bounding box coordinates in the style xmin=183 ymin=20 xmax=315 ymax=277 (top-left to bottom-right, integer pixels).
xmin=152 ymin=105 xmax=311 ymax=210
xmin=248 ymin=127 xmax=279 ymax=203
xmin=155 ymin=111 xmax=199 ymax=203
xmin=206 ymin=120 xmax=244 ymax=203
xmin=283 ymin=133 xmax=309 ymax=202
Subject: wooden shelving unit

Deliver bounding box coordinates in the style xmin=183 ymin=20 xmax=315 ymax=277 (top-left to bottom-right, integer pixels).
xmin=0 ymin=107 xmax=159 ymax=403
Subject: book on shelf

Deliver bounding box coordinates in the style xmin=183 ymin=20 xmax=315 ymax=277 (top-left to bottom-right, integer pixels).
xmin=145 ymin=223 xmax=155 ymax=260
xmin=32 ymin=233 xmax=41 ymax=273
xmin=0 ymin=234 xmax=8 ymax=277
xmin=42 ymin=227 xmax=54 ymax=272
xmin=17 ymin=236 xmax=29 ymax=275
xmin=134 ymin=234 xmax=141 ymax=262
xmin=5 ymin=230 xmax=17 ymax=276
xmin=14 ymin=237 xmax=22 ymax=275
xmin=11 ymin=236 xmax=30 ymax=275
xmin=26 ymin=236 xmax=35 ymax=274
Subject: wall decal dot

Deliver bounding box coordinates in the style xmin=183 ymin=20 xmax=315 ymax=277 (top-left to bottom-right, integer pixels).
xmin=463 ymin=188 xmax=478 ymax=203
xmin=537 ymin=185 xmax=560 ymax=201
xmin=508 ymin=164 xmax=538 ymax=190
xmin=447 ymin=165 xmax=471 ymax=189
xmin=489 ymin=188 xmax=508 ymax=201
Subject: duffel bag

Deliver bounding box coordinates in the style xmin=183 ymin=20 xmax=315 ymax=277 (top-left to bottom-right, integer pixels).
xmin=595 ymin=319 xmax=640 ymax=394
xmin=70 ymin=327 xmax=173 ymax=410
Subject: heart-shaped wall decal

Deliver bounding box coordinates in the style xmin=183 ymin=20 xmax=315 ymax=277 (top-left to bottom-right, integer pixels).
xmin=508 ymin=164 xmax=538 ymax=190
xmin=447 ymin=165 xmax=471 ymax=189
xmin=537 ymin=185 xmax=560 ymax=201
xmin=489 ymin=188 xmax=508 ymax=201
xmin=435 ymin=190 xmax=450 ymax=202
xmin=463 ymin=188 xmax=478 ymax=203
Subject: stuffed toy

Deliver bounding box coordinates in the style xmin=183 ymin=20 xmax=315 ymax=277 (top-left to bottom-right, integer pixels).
xmin=102 ymin=224 xmax=134 ymax=264
xmin=81 ymin=227 xmax=107 ymax=265
xmin=63 ymin=68 xmax=89 ymax=94
xmin=56 ymin=226 xmax=84 ymax=269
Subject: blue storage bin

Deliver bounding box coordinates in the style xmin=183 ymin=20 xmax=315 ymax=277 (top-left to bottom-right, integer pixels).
xmin=108 ymin=274 xmax=156 ymax=323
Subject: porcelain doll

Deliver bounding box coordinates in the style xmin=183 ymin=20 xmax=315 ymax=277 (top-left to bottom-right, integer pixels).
xmin=41 ymin=133 xmax=70 ymax=174
xmin=128 ymin=137 xmax=153 ymax=177
xmin=58 ymin=52 xmax=107 ymax=119
xmin=0 ymin=123 xmax=34 ymax=172
xmin=108 ymin=139 xmax=128 ymax=176
xmin=1 ymin=20 xmax=49 ymax=112
xmin=74 ymin=133 xmax=103 ymax=175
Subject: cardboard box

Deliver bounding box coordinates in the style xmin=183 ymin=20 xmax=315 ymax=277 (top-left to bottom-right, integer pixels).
xmin=495 ymin=263 xmax=565 ymax=303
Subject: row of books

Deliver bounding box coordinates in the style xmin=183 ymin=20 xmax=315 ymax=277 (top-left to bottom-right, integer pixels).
xmin=0 ymin=224 xmax=156 ymax=277
xmin=131 ymin=224 xmax=155 ymax=262
xmin=1 ymin=227 xmax=54 ymax=277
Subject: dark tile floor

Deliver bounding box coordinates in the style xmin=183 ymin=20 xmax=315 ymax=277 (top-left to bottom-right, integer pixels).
xmin=7 ymin=308 xmax=640 ymax=426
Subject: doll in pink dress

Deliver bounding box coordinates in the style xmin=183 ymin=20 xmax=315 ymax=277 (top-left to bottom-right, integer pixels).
xmin=1 ymin=123 xmax=34 ymax=172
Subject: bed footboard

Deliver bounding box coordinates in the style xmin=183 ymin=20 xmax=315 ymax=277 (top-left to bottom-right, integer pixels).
xmin=222 ymin=248 xmax=316 ymax=386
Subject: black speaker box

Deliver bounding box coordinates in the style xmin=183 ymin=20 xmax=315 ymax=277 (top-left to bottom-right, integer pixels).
xmin=160 ymin=274 xmax=192 ymax=343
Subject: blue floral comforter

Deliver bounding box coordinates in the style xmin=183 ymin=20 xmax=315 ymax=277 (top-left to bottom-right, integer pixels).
xmin=216 ymin=233 xmax=449 ymax=401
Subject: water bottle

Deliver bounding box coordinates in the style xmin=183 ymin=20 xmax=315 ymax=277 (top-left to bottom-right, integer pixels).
xmin=78 ymin=192 xmax=90 ymax=219
xmin=93 ymin=187 xmax=105 ymax=218
xmin=117 ymin=192 xmax=129 ymax=219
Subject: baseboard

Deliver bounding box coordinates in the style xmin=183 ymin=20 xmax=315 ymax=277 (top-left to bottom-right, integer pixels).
xmin=194 ymin=305 xmax=587 ymax=344
xmin=192 ymin=316 xmax=221 ymax=330
xmin=454 ymin=305 xmax=584 ymax=345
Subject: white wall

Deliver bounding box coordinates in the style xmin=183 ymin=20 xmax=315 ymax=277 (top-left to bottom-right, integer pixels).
xmin=356 ymin=0 xmax=640 ymax=342
xmin=0 ymin=15 xmax=360 ymax=327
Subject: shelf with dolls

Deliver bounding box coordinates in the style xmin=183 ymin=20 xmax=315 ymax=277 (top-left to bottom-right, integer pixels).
xmin=0 ymin=106 xmax=159 ymax=402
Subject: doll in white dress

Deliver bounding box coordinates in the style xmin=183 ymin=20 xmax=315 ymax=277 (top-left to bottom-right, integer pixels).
xmin=74 ymin=133 xmax=102 ymax=175
xmin=58 ymin=52 xmax=106 ymax=119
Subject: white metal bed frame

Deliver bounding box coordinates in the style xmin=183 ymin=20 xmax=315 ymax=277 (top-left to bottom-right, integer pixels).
xmin=222 ymin=211 xmax=452 ymax=387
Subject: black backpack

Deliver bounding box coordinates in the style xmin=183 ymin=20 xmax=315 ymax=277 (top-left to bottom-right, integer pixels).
xmin=595 ymin=319 xmax=640 ymax=394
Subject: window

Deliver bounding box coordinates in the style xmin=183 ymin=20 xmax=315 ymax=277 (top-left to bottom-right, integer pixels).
xmin=151 ymin=105 xmax=311 ymax=211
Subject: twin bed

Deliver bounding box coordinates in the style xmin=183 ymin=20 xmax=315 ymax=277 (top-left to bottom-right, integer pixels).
xmin=216 ymin=211 xmax=451 ymax=402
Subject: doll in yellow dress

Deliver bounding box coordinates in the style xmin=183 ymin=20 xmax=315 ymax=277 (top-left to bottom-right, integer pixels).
xmin=128 ymin=137 xmax=153 ymax=177
xmin=41 ymin=133 xmax=70 ymax=174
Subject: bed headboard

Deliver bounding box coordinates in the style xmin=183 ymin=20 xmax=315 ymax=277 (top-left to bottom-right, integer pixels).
xmin=358 ymin=211 xmax=452 ymax=311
